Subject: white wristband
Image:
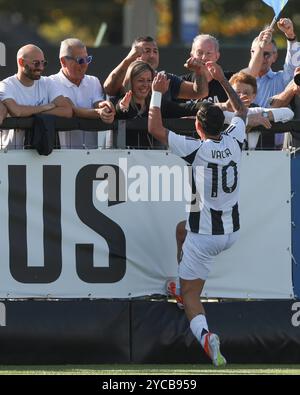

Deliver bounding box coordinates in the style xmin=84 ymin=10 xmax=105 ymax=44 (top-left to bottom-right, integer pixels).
xmin=150 ymin=91 xmax=162 ymax=108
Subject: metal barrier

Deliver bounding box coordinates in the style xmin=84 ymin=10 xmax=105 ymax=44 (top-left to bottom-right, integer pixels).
xmin=0 ymin=116 xmax=300 ymax=150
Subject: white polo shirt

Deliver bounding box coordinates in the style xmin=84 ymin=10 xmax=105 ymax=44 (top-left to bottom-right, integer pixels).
xmin=0 ymin=75 xmax=59 ymax=149
xmin=48 ymin=70 xmax=105 ymax=149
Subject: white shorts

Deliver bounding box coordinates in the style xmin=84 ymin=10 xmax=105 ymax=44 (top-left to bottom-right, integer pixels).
xmin=179 ymin=231 xmax=239 ymax=281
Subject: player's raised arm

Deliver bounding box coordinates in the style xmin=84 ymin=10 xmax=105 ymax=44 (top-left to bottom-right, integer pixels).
xmin=148 ymin=73 xmax=170 ymax=145
xmin=206 ymin=61 xmax=247 ymax=123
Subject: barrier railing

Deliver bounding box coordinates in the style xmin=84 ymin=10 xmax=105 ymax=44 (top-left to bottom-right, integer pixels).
xmin=1 ymin=116 xmax=300 ymax=149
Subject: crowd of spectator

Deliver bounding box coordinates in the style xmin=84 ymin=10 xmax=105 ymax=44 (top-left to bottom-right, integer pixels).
xmin=0 ymin=17 xmax=299 ymax=151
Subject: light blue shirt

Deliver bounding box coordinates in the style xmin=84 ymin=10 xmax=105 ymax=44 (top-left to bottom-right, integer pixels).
xmin=255 ymin=41 xmax=300 ymax=146
xmin=255 ymin=41 xmax=299 ymax=107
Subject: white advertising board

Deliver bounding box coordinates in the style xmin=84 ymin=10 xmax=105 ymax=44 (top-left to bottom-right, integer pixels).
xmin=0 ymin=149 xmax=293 ymax=299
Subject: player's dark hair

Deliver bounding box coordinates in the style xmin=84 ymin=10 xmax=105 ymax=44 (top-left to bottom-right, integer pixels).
xmin=196 ymin=102 xmax=225 ymax=136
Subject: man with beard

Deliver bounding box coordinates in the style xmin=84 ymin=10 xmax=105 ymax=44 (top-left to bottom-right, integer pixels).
xmin=0 ymin=44 xmax=72 ymax=149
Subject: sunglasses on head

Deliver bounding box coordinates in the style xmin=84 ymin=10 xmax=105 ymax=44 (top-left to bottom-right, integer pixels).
xmin=65 ymin=55 xmax=93 ymax=65
xmin=24 ymin=59 xmax=48 ymax=68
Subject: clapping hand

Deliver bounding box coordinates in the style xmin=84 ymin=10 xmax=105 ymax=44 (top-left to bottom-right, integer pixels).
xmin=119 ymin=91 xmax=132 ymax=112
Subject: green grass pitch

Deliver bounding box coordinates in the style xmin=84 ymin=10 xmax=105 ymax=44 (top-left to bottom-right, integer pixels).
xmin=0 ymin=364 xmax=300 ymax=375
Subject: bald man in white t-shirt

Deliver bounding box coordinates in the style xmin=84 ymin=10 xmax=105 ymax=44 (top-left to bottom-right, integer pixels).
xmin=0 ymin=44 xmax=72 ymax=149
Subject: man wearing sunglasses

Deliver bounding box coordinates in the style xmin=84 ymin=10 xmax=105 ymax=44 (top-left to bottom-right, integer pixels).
xmin=244 ymin=18 xmax=300 ymax=148
xmin=48 ymin=38 xmax=115 ymax=149
xmin=0 ymin=44 xmax=72 ymax=149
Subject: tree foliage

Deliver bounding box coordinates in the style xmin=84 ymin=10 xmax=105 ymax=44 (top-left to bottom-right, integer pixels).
xmin=200 ymin=0 xmax=300 ymax=45
xmin=0 ymin=0 xmax=123 ymax=45
xmin=0 ymin=0 xmax=298 ymax=46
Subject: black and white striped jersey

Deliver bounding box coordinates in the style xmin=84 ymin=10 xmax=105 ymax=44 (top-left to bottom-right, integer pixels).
xmin=168 ymin=117 xmax=246 ymax=235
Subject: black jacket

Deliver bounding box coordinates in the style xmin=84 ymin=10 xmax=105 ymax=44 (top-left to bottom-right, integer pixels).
xmin=25 ymin=114 xmax=60 ymax=155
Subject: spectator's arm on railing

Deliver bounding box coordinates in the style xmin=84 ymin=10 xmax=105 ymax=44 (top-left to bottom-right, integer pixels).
xmin=96 ymin=101 xmax=116 ymax=124
xmin=0 ymin=100 xmax=7 ymax=125
xmin=73 ymin=107 xmax=102 ymax=118
xmin=268 ymin=107 xmax=294 ymax=123
xmin=72 ymin=100 xmax=115 ymax=124
xmin=241 ymin=107 xmax=294 ymax=130
xmin=42 ymin=95 xmax=73 ymax=118
xmin=2 ymin=98 xmax=56 ymax=118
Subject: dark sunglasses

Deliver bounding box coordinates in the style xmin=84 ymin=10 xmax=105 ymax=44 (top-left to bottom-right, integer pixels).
xmin=251 ymin=50 xmax=275 ymax=59
xmin=262 ymin=51 xmax=275 ymax=59
xmin=64 ymin=55 xmax=93 ymax=65
xmin=24 ymin=59 xmax=48 ymax=68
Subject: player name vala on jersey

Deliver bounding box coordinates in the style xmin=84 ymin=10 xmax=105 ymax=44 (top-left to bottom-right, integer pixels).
xmin=168 ymin=117 xmax=246 ymax=235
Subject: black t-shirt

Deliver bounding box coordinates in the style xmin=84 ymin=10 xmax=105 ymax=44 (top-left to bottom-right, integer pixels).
xmin=163 ymin=72 xmax=183 ymax=101
xmin=181 ymin=71 xmax=234 ymax=103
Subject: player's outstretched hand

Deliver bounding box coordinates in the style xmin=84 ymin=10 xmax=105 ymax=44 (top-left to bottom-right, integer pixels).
xmin=206 ymin=62 xmax=225 ymax=82
xmin=152 ymin=72 xmax=170 ymax=93
xmin=184 ymin=57 xmax=206 ymax=75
